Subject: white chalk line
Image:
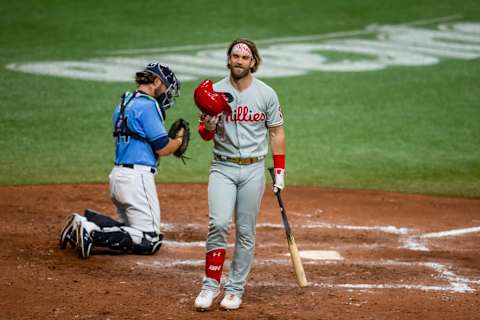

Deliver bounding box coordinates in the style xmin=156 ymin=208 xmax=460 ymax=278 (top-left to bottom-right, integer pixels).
xmin=138 ymin=258 xmax=339 ymax=268
xmin=161 ymin=221 xmax=415 ymax=235
xmin=162 ymin=222 xmax=480 ymax=253
xmin=162 ymin=240 xmax=291 ymax=249
xmin=251 ymin=281 xmax=460 ymax=292
xmin=257 ymin=282 xmax=462 ymax=292
xmin=162 ymin=240 xmax=297 ymax=249
xmin=136 ymin=259 xmax=476 ymax=293
xmin=163 ymin=239 xmax=383 ymax=250
xmin=108 ymin=14 xmax=462 ymax=55
xmin=160 ymin=223 xmax=203 ymax=232
xmin=301 ymin=223 xmax=412 ymax=235
xmin=402 ymin=236 xmax=430 ymax=252
xmin=163 ymin=240 xmax=205 ymax=248
xmin=135 ymin=258 xmax=348 ymax=269
xmin=158 ymin=221 xmax=480 ymax=293
xmin=384 ymin=261 xmax=475 ymax=293
xmin=402 ymin=225 xmax=480 ymax=252
xmin=421 ymin=226 xmax=480 ymax=239
xmin=161 ymin=221 xmax=413 ymax=249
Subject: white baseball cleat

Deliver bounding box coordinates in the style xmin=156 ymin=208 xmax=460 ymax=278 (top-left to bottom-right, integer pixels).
xmin=194 ymin=289 xmax=220 ymax=311
xmin=59 ymin=213 xmax=80 ymax=249
xmin=220 ymin=293 xmax=242 ymax=310
xmin=77 ymin=222 xmax=93 ymax=259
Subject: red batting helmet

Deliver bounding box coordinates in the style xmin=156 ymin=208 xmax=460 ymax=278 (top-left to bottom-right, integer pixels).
xmin=193 ymin=80 xmax=232 ymax=115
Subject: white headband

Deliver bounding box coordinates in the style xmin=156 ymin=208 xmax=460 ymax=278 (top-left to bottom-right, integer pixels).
xmin=231 ymin=43 xmax=252 ymax=57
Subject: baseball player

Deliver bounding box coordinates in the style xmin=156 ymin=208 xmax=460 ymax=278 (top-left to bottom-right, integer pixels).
xmin=58 ymin=62 xmax=186 ymax=258
xmin=193 ymin=38 xmax=286 ymax=311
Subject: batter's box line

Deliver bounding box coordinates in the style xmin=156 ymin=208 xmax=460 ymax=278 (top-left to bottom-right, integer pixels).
xmin=249 ymin=260 xmax=475 ymax=293
xmin=251 ymin=282 xmax=462 ymax=293
xmin=160 ymin=221 xmax=415 ymax=235
xmin=402 ymin=226 xmax=480 ymax=252
xmin=161 ymin=240 xmax=380 ymax=250
xmin=380 ymin=260 xmax=474 ymax=293
xmin=259 ymin=220 xmax=480 ymax=253
xmin=161 ymin=222 xmax=480 ymax=253
xmin=162 ymin=240 xmax=291 ymax=249
xmin=135 ymin=259 xmax=475 ymax=293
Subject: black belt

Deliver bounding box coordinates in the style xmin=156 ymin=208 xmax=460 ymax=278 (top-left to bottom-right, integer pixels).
xmin=120 ymin=164 xmax=156 ymax=174
xmin=214 ymin=154 xmax=265 ymax=165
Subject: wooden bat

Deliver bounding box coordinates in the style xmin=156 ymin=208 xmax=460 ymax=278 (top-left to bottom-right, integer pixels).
xmin=268 ymin=168 xmax=308 ymax=287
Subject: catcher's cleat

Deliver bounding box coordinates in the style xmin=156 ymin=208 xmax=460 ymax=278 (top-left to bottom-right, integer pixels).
xmin=77 ymin=222 xmax=93 ymax=259
xmin=220 ymin=293 xmax=242 ymax=310
xmin=59 ymin=214 xmax=78 ymax=249
xmin=194 ymin=289 xmax=220 ymax=312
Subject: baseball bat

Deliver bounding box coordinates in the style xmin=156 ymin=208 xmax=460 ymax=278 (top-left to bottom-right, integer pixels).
xmin=268 ymin=168 xmax=308 ymax=288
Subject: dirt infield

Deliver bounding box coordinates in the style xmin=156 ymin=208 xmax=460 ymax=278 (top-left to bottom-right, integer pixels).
xmin=1 ymin=184 xmax=479 ymax=319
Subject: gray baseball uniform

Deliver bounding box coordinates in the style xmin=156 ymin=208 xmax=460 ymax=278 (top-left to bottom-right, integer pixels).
xmin=202 ymin=76 xmax=283 ymax=295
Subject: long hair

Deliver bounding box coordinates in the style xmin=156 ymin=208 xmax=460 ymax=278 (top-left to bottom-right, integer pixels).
xmin=226 ymin=38 xmax=261 ymax=73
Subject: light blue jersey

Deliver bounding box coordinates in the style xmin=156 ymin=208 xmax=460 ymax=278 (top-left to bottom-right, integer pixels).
xmin=113 ymin=91 xmax=169 ymax=168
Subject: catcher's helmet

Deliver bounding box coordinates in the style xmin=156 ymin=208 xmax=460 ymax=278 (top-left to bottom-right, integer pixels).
xmin=193 ymin=80 xmax=231 ymax=115
xmin=142 ymin=62 xmax=180 ymax=109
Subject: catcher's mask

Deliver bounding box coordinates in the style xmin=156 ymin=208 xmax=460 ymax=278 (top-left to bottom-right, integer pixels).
xmin=193 ymin=79 xmax=232 ymax=116
xmin=143 ymin=62 xmax=180 ymax=109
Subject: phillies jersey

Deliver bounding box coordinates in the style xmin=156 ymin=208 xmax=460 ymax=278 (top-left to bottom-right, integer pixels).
xmin=212 ymin=77 xmax=283 ymax=158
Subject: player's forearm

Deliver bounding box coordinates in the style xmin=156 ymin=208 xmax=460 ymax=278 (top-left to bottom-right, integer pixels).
xmin=269 ymin=125 xmax=286 ymax=155
xmin=157 ymin=137 xmax=183 ymax=156
xmin=270 ymin=125 xmax=286 ymax=193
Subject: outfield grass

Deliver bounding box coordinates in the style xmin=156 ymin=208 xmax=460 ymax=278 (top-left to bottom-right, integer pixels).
xmin=1 ymin=0 xmax=479 ymax=197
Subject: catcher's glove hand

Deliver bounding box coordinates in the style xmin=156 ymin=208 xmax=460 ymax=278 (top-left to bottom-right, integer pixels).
xmin=168 ymin=118 xmax=190 ymax=164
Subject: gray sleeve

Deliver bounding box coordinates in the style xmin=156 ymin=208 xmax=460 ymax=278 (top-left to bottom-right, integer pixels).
xmin=265 ymin=89 xmax=284 ymax=127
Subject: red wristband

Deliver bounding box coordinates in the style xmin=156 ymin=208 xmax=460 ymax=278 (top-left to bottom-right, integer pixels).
xmin=273 ymin=154 xmax=285 ymax=169
xmin=198 ymin=121 xmax=215 ymax=141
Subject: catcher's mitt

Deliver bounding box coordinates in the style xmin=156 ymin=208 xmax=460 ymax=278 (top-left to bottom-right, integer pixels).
xmin=168 ymin=118 xmax=190 ymax=163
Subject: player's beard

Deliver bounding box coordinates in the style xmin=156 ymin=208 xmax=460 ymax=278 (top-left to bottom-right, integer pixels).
xmin=229 ymin=64 xmax=250 ymax=80
xmin=153 ymin=85 xmax=166 ymax=100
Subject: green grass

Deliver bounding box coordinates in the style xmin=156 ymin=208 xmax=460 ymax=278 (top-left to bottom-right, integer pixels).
xmin=1 ymin=0 xmax=479 ymax=197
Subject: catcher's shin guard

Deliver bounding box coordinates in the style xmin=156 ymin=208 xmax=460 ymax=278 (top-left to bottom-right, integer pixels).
xmin=90 ymin=229 xmax=162 ymax=254
xmin=91 ymin=230 xmax=132 ymax=252
xmin=131 ymin=234 xmax=163 ymax=255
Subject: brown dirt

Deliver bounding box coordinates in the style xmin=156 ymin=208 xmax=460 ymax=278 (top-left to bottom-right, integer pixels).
xmin=1 ymin=184 xmax=480 ymax=320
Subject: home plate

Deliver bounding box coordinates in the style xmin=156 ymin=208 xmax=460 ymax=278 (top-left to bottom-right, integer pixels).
xmin=298 ymin=250 xmax=344 ymax=260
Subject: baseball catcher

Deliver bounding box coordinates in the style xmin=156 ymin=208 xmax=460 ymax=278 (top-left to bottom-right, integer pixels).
xmin=58 ymin=62 xmax=188 ymax=258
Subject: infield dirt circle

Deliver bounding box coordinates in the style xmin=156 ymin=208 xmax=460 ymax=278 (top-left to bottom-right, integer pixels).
xmin=1 ymin=184 xmax=479 ymax=319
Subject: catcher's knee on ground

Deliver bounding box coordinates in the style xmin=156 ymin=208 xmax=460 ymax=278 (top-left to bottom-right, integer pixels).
xmin=91 ymin=230 xmax=132 ymax=252
xmin=124 ymin=227 xmax=163 ymax=254
xmin=91 ymin=227 xmax=163 ymax=255
xmin=132 ymin=233 xmax=163 ymax=255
